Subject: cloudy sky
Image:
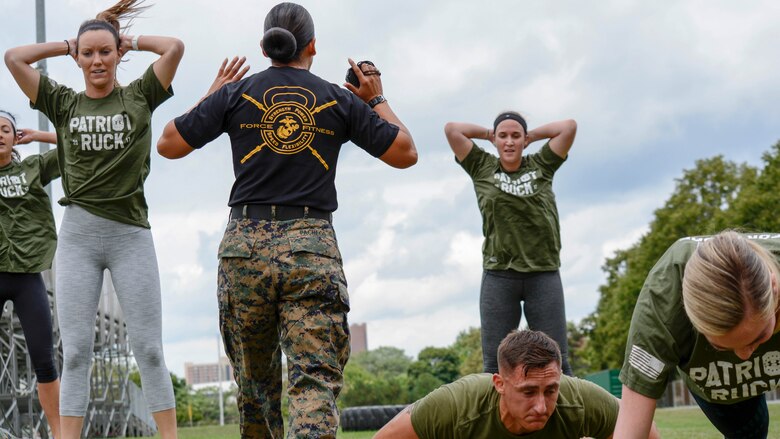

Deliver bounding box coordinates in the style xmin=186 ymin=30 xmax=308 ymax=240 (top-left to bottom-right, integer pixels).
xmin=2 ymin=0 xmax=780 ymax=377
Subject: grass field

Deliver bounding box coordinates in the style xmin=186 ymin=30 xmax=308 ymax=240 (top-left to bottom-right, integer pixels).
xmin=157 ymin=403 xmax=780 ymax=438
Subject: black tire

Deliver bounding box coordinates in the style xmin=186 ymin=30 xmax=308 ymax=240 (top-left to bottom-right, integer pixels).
xmin=341 ymin=404 xmax=408 ymax=431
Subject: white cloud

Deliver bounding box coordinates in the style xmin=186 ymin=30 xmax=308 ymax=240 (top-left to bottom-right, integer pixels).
xmin=364 ymin=307 xmax=481 ymax=357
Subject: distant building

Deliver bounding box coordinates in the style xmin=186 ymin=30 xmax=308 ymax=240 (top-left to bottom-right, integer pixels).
xmin=184 ymin=357 xmax=234 ymax=386
xmin=350 ymin=322 xmax=368 ymax=354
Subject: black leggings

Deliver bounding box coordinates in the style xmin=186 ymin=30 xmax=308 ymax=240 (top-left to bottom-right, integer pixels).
xmin=480 ymin=269 xmax=572 ymax=375
xmin=0 ymin=272 xmax=58 ymax=383
xmin=692 ymin=392 xmax=769 ymax=439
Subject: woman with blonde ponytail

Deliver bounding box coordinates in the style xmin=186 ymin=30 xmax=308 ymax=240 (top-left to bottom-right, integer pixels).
xmin=5 ymin=1 xmax=183 ymax=437
xmin=614 ymin=231 xmax=780 ymax=439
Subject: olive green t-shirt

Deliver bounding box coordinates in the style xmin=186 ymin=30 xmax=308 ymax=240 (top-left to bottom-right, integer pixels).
xmin=32 ymin=65 xmax=172 ymax=228
xmin=621 ymin=233 xmax=780 ymax=403
xmin=410 ymin=373 xmax=618 ymax=439
xmin=458 ymin=143 xmax=565 ymax=272
xmin=0 ymin=150 xmax=60 ymax=272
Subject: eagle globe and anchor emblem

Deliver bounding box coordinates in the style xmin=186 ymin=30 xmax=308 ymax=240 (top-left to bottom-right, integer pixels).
xmin=240 ymin=86 xmax=337 ymax=169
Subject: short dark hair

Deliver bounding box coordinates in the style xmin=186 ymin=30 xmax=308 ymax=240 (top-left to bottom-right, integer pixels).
xmin=497 ymin=330 xmax=561 ymax=375
xmin=262 ymin=2 xmax=315 ymax=63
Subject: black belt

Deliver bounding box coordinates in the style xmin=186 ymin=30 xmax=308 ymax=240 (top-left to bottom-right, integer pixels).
xmin=230 ymin=204 xmax=332 ymax=222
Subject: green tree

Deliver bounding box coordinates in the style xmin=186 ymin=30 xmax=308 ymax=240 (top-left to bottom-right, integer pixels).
xmin=582 ymin=156 xmax=756 ymax=371
xmin=130 ymin=367 xmax=199 ymax=425
xmin=408 ymin=346 xmax=461 ymax=384
xmin=340 ymin=347 xmax=413 ymax=407
xmin=349 ymin=346 xmax=412 ymax=378
xmin=566 ymin=320 xmax=592 ymax=377
xmin=340 ymin=362 xmax=409 ymax=407
xmin=729 ymin=141 xmax=780 ymax=231
xmin=407 ymin=372 xmax=444 ymax=401
xmin=451 ymin=327 xmax=483 ymax=376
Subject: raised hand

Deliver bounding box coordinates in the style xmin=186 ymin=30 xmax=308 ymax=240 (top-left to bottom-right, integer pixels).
xmin=205 ymin=56 xmax=250 ymax=98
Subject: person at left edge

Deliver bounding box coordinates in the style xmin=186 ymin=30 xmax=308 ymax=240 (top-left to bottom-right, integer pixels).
xmin=156 ymin=3 xmax=417 ymax=437
xmin=0 ymin=112 xmax=61 ymax=439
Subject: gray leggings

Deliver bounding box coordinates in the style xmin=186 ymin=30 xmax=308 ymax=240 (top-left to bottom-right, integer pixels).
xmin=480 ymin=269 xmax=572 ymax=375
xmin=56 ymin=205 xmax=175 ymax=416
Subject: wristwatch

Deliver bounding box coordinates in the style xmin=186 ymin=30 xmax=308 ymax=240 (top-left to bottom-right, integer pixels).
xmin=368 ymin=95 xmax=387 ymax=108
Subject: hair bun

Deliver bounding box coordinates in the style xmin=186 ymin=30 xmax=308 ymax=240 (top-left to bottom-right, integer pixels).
xmin=262 ymin=27 xmax=297 ymax=62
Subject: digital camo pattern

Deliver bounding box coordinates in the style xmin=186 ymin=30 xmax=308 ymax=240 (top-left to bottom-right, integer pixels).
xmin=218 ymin=218 xmax=350 ymax=438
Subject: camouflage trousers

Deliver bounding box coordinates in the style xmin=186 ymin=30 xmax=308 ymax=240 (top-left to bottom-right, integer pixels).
xmin=218 ymin=218 xmax=351 ymax=439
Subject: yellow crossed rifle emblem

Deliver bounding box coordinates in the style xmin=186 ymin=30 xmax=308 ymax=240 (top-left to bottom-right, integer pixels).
xmin=239 ymin=86 xmax=336 ymax=170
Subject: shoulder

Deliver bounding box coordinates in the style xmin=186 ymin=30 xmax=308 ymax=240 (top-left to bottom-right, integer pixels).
xmin=20 ymin=154 xmax=36 ymax=163
xmin=435 ymin=373 xmax=494 ymax=399
xmin=673 ymin=233 xmax=780 ymax=257
xmin=415 ymin=374 xmax=494 ymax=411
xmin=629 ymin=237 xmax=697 ymax=329
xmin=460 ymin=143 xmax=495 ymax=168
xmin=38 ymin=73 xmax=67 ymax=91
xmin=527 ymin=141 xmax=565 ymax=167
xmin=556 ymin=375 xmax=619 ymax=420
xmin=744 ymin=233 xmax=780 ymax=256
xmin=125 ymin=64 xmax=158 ymax=88
xmin=37 ymin=73 xmax=76 ymax=99
xmin=411 ymin=374 xmax=496 ymax=435
xmin=19 ymin=153 xmax=45 ymax=168
xmin=450 ymin=373 xmax=495 ymax=394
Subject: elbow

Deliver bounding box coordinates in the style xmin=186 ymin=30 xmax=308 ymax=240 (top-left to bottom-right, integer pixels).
xmin=443 ymin=121 xmax=459 ymax=140
xmin=381 ymin=138 xmax=418 ymax=169
xmin=156 ymin=141 xmax=174 ymax=159
xmin=156 ymin=124 xmax=184 ymax=159
xmin=156 ymin=138 xmax=183 ymax=159
xmin=4 ymin=49 xmax=18 ymax=69
xmin=394 ymin=133 xmax=418 ymax=168
xmin=169 ymin=38 xmax=185 ymax=61
xmin=565 ymin=119 xmax=577 ymax=135
xmin=396 ymin=149 xmax=418 ymax=169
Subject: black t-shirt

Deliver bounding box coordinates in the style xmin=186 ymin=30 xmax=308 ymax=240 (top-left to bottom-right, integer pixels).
xmin=175 ymin=66 xmax=399 ymax=211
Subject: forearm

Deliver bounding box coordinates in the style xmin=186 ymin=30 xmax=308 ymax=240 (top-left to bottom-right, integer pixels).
xmin=32 ymin=131 xmax=57 ymax=145
xmin=526 ymin=119 xmax=574 ymax=143
xmin=4 ymin=43 xmax=65 ymax=103
xmin=133 ymin=35 xmax=184 ymax=89
xmin=130 ymin=35 xmax=184 ymax=58
xmin=372 ymin=101 xmax=411 ymax=137
xmin=5 ymin=42 xmax=67 ymax=67
xmin=16 ymin=128 xmax=56 ymax=145
xmin=375 ymin=102 xmax=418 ymax=169
xmin=444 ymin=122 xmax=491 ymax=141
xmin=613 ymin=385 xmax=657 ymax=439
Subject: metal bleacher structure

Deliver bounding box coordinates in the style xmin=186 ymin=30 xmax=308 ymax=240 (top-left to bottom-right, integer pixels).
xmin=0 ymin=269 xmax=156 ymax=438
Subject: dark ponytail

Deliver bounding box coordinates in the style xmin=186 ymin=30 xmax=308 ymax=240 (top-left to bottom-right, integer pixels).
xmin=262 ymin=2 xmax=315 ymax=63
